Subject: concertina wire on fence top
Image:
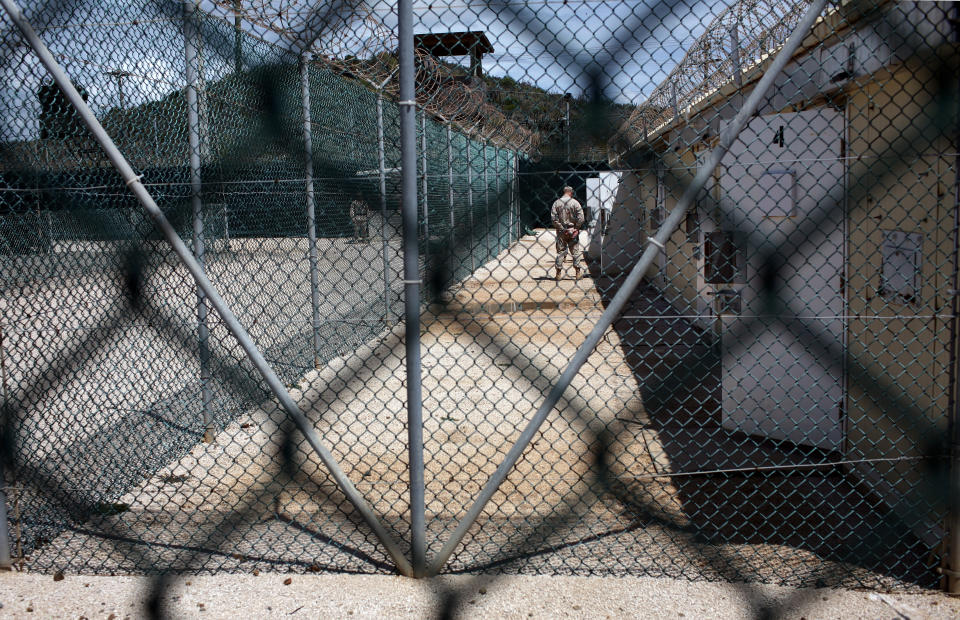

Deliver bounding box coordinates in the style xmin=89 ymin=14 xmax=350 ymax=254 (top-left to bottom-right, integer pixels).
xmin=0 ymin=0 xmax=959 ymax=595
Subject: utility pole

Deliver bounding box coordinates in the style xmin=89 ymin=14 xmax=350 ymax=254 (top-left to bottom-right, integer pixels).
xmin=105 ymin=69 xmax=132 ymax=110
xmin=233 ymin=0 xmax=243 ymax=73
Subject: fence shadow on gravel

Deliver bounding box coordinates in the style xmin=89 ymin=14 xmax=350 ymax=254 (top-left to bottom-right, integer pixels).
xmin=2 ymin=0 xmax=960 ymax=618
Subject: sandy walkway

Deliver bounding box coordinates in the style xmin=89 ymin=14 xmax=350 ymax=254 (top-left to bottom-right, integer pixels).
xmin=22 ymin=231 xmax=931 ymax=588
xmin=2 ymin=572 xmax=958 ymax=619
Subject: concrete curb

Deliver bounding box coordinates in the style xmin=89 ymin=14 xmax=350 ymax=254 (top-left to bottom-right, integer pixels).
xmin=1 ymin=572 xmax=958 ymax=619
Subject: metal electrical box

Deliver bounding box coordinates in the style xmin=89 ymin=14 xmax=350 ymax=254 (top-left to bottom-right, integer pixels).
xmin=880 ymin=230 xmax=922 ymax=304
xmin=715 ymin=289 xmax=742 ymax=315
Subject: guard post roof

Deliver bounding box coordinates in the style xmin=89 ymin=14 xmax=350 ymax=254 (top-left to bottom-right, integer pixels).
xmin=413 ymin=31 xmax=494 ymax=57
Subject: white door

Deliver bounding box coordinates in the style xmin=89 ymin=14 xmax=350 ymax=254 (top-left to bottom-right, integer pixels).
xmin=586 ymin=177 xmax=601 ymax=252
xmin=718 ymin=109 xmax=845 ymax=451
xmin=586 ymin=172 xmax=620 ymax=256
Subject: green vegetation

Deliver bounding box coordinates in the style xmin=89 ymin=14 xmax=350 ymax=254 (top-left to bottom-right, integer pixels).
xmin=480 ymin=73 xmax=633 ymax=162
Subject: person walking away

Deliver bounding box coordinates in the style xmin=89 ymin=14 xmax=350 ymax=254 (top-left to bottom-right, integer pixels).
xmin=349 ymin=193 xmax=370 ymax=243
xmin=551 ymin=185 xmax=584 ymax=281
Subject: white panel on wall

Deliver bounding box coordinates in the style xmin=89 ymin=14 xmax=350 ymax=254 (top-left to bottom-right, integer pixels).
xmin=881 ymin=230 xmax=923 ymax=303
xmin=758 ymin=168 xmax=795 ymax=217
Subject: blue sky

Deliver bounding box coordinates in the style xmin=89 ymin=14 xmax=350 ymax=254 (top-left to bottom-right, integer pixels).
xmin=213 ymin=0 xmax=729 ymax=103
xmin=1 ymin=0 xmax=728 ymax=141
xmin=377 ymin=0 xmax=728 ymax=102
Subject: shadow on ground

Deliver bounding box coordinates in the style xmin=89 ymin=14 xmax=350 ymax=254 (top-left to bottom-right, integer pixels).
xmin=589 ymin=261 xmax=938 ymax=588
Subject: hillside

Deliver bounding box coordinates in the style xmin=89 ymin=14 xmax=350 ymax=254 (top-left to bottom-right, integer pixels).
xmin=481 ymin=74 xmax=634 ymax=162
xmin=337 ymin=52 xmax=634 ymax=162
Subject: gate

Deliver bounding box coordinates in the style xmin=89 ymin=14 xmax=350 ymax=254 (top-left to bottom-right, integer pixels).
xmin=1 ymin=0 xmax=958 ymax=592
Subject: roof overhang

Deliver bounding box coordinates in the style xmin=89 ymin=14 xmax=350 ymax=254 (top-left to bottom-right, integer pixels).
xmin=413 ymin=31 xmax=494 ymax=56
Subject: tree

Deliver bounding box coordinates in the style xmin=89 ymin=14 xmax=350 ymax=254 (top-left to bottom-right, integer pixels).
xmin=37 ymin=80 xmax=89 ymax=140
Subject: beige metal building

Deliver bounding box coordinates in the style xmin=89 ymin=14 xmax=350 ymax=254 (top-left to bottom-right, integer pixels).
xmin=595 ymin=0 xmax=958 ymax=536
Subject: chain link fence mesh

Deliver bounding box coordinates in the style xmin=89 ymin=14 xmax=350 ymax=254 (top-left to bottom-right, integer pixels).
xmin=0 ymin=0 xmax=958 ymax=598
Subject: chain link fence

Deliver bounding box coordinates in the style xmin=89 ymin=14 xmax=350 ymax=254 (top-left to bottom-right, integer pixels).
xmin=1 ymin=0 xmax=958 ymax=599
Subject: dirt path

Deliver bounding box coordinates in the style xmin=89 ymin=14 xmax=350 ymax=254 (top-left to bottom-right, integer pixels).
xmin=26 ymin=231 xmax=923 ymax=587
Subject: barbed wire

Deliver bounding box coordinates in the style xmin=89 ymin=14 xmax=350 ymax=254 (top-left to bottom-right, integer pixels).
xmin=210 ymin=0 xmax=539 ymax=152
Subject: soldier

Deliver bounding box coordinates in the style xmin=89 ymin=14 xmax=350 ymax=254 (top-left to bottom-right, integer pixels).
xmin=349 ymin=193 xmax=370 ymax=243
xmin=550 ymin=185 xmax=585 ymax=281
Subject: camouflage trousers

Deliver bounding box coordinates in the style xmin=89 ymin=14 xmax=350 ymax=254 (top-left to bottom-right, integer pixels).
xmin=352 ymin=217 xmax=369 ymax=241
xmin=555 ymin=233 xmax=582 ymax=269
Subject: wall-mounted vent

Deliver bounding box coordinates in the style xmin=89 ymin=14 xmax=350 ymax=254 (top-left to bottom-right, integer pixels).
xmin=705 ymin=231 xmax=745 ymax=284
xmin=715 ymin=289 xmax=742 ymax=315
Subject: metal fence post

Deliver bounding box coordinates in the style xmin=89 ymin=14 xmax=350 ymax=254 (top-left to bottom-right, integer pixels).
xmin=300 ymin=53 xmax=322 ymax=368
xmin=183 ymin=0 xmax=214 ymax=443
xmin=495 ymin=146 xmax=502 ymax=251
xmin=0 ymin=322 xmax=10 ymax=570
xmin=655 ymin=158 xmax=666 ymax=282
xmin=484 ymin=142 xmax=490 ymax=257
xmin=1 ymin=323 xmax=9 ymax=419
xmin=508 ymin=150 xmax=514 ymax=241
xmin=948 ymin=9 xmax=960 ymax=590
xmin=513 ymin=151 xmax=519 ymax=239
xmin=949 ymin=155 xmax=960 ymax=593
xmin=730 ymin=22 xmax=743 ymax=89
xmin=671 ymin=81 xmax=679 ymax=122
xmin=467 ymin=142 xmax=475 ymax=271
xmin=0 ymin=486 xmax=10 ymax=570
xmin=447 ymin=124 xmax=454 ymax=247
xmin=222 ymin=203 xmax=230 ymax=249
xmin=420 ymin=109 xmax=429 ymax=251
xmin=398 ymin=0 xmax=426 ymax=577
xmin=232 ymin=0 xmax=242 ymax=73
xmin=377 ymin=92 xmax=391 ymax=324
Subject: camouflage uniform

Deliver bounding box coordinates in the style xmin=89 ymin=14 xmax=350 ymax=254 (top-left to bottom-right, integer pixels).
xmin=350 ymin=198 xmax=370 ymax=242
xmin=551 ymin=194 xmax=585 ymax=271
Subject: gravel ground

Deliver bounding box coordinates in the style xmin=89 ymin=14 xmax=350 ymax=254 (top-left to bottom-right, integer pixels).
xmin=1 ymin=572 xmax=959 ymax=619
xmin=4 ymin=223 xmax=408 ymax=565
xmin=14 ymin=230 xmax=937 ymax=589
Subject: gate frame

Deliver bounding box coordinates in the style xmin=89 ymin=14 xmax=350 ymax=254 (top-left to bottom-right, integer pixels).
xmin=0 ymin=0 xmax=415 ymax=577
xmin=423 ymin=0 xmax=832 ymax=576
